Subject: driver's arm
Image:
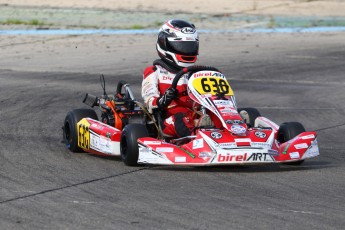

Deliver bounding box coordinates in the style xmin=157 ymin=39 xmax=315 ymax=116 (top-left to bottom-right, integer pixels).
xmin=142 ymin=66 xmax=160 ymax=113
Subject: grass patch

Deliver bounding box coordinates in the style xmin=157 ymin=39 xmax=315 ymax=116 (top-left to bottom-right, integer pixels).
xmin=118 ymin=21 xmax=164 ymax=30
xmin=29 ymin=19 xmax=44 ymax=26
xmin=1 ymin=18 xmax=48 ymax=26
xmin=128 ymin=24 xmax=145 ymax=29
xmin=267 ymin=16 xmax=276 ymax=28
xmin=4 ymin=19 xmax=24 ymax=25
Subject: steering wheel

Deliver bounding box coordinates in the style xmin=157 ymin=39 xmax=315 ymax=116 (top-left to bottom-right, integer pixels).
xmin=171 ymin=66 xmax=220 ymax=89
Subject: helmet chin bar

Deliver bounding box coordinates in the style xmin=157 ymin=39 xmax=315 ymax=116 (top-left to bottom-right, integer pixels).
xmin=175 ymin=54 xmax=197 ymax=63
xmin=157 ymin=44 xmax=196 ymax=68
xmin=166 ymin=50 xmax=196 ymax=68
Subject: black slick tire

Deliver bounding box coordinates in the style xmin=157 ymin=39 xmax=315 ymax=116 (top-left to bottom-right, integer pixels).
xmin=278 ymin=122 xmax=306 ymax=165
xmin=63 ymin=108 xmax=98 ymax=152
xmin=120 ymin=124 xmax=149 ymax=166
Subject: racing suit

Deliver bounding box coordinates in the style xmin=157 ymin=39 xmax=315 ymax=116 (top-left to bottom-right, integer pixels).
xmin=142 ymin=60 xmax=195 ymax=137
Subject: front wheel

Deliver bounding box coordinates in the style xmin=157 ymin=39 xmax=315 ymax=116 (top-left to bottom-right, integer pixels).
xmin=278 ymin=122 xmax=306 ymax=165
xmin=63 ymin=108 xmax=98 ymax=152
xmin=120 ymin=124 xmax=149 ymax=166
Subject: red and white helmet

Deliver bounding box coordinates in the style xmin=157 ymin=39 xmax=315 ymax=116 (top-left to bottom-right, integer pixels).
xmin=156 ymin=19 xmax=199 ymax=69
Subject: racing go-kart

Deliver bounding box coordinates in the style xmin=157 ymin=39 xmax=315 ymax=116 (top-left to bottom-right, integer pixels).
xmin=63 ymin=66 xmax=319 ymax=166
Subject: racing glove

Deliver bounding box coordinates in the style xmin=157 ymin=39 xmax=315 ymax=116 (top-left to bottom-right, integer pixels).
xmin=157 ymin=88 xmax=178 ymax=108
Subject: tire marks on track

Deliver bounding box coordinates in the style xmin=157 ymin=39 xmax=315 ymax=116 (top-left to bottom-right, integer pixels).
xmin=0 ymin=167 xmax=149 ymax=204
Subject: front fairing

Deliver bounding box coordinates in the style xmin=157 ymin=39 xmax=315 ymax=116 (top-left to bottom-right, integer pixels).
xmin=137 ymin=128 xmax=319 ymax=165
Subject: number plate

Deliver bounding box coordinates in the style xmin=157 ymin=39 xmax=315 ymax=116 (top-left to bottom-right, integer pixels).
xmin=192 ymin=76 xmax=233 ymax=96
xmin=77 ymin=118 xmax=90 ymax=149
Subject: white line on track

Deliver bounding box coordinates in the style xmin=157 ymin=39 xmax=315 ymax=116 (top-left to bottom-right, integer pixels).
xmin=287 ymin=55 xmax=343 ymax=60
xmin=71 ymin=201 xmax=96 ymax=204
xmin=12 ymin=191 xmax=36 ymax=193
xmin=268 ymin=207 xmax=323 ymax=215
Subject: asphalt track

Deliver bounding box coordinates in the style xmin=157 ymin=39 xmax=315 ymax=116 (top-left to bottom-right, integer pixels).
xmin=0 ymin=32 xmax=344 ymax=229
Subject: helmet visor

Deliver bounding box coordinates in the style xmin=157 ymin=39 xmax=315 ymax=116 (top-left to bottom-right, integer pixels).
xmin=167 ymin=40 xmax=199 ymax=55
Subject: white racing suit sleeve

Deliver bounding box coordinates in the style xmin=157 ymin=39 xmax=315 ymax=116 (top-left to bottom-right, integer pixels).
xmin=142 ymin=67 xmax=160 ymax=113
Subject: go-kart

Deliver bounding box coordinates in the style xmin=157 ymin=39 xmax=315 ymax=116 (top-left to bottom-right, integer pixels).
xmin=63 ymin=66 xmax=319 ymax=166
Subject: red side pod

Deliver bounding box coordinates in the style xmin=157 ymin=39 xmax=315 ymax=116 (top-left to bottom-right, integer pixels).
xmin=87 ymin=119 xmax=121 ymax=141
xmin=84 ymin=118 xmax=121 ymax=156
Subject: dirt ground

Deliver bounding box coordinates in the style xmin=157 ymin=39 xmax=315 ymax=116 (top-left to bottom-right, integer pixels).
xmin=0 ymin=0 xmax=345 ymax=16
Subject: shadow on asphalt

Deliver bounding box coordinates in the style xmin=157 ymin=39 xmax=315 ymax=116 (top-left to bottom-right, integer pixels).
xmin=146 ymin=160 xmax=334 ymax=173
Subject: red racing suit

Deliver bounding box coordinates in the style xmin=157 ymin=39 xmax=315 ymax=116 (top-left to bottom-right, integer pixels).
xmin=142 ymin=63 xmax=195 ymax=137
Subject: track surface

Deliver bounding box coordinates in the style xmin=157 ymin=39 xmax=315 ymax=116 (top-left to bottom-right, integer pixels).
xmin=0 ymin=33 xmax=344 ymax=229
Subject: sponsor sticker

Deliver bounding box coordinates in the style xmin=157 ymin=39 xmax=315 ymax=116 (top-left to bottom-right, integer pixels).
xmin=91 ymin=123 xmax=99 ymax=129
xmin=99 ymin=137 xmax=112 ymax=153
xmin=216 ymin=149 xmax=272 ymax=163
xmin=211 ymin=132 xmax=223 ymax=139
xmin=226 ymin=120 xmax=244 ymax=125
xmin=231 ymin=125 xmax=246 ymax=134
xmin=301 ymin=134 xmax=316 ymax=140
xmin=268 ymin=149 xmax=279 ymax=156
xmin=201 ymin=93 xmax=212 ymax=98
xmin=255 ymin=131 xmax=266 ymax=138
xmin=220 ymin=109 xmax=238 ymax=114
xmin=192 ymin=139 xmax=204 ymax=149
xmin=217 ymin=153 xmax=247 ymax=162
xmin=212 ymin=72 xmax=225 ymax=78
xmin=294 ymin=143 xmax=309 ymax=149
xmin=175 ymin=157 xmax=186 ymax=163
xmin=193 ymin=72 xmax=224 ymax=78
xmin=218 ymin=143 xmax=237 ymax=148
xmin=181 ymin=27 xmax=196 ymax=34
xmin=289 ymin=151 xmax=300 ymax=159
xmin=139 ymin=147 xmax=152 ymax=154
xmin=246 ymin=152 xmax=274 ymax=162
xmin=156 ymin=147 xmax=173 ymax=153
xmin=143 ymin=141 xmax=161 ymax=145
xmin=90 ymin=133 xmax=99 ymax=150
xmin=90 ymin=133 xmax=112 ymax=154
xmin=251 ymin=142 xmax=271 ymax=148
xmin=198 ymin=152 xmax=214 ymax=159
xmin=235 ymin=138 xmax=251 ymax=143
xmin=214 ymin=100 xmax=233 ymax=106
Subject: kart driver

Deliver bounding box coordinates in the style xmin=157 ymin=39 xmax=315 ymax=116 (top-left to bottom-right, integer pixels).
xmin=141 ymin=19 xmax=199 ymax=138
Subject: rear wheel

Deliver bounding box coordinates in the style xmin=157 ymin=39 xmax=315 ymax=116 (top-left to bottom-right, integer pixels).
xmin=63 ymin=108 xmax=98 ymax=152
xmin=238 ymin=107 xmax=261 ymax=127
xmin=120 ymin=124 xmax=149 ymax=166
xmin=278 ymin=122 xmax=306 ymax=165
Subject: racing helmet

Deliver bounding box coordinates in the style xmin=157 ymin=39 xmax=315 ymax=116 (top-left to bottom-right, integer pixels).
xmin=157 ymin=19 xmax=199 ymax=69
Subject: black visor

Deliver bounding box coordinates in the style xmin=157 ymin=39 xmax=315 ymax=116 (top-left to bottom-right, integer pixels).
xmin=167 ymin=40 xmax=199 ymax=56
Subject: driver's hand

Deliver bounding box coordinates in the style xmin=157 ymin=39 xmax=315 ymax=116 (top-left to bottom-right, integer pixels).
xmin=157 ymin=88 xmax=178 ymax=108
